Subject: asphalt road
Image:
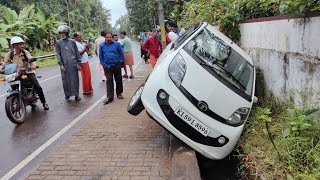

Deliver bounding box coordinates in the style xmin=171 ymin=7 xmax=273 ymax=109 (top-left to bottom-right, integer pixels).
xmin=0 ymin=42 xmax=143 ymax=177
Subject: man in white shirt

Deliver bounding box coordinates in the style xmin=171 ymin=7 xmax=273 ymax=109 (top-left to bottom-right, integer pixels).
xmin=74 ymin=32 xmax=93 ymax=94
xmin=95 ymin=31 xmax=107 ymax=81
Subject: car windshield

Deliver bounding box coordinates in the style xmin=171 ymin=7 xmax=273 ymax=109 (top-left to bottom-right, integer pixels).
xmin=184 ymin=28 xmax=254 ymax=97
xmin=174 ymin=23 xmax=202 ymax=49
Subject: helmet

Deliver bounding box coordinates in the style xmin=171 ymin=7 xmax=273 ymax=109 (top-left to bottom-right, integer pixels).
xmin=57 ymin=25 xmax=70 ymax=33
xmin=10 ymin=36 xmax=25 ymax=45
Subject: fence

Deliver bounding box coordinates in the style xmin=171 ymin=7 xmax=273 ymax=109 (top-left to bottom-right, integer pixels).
xmin=36 ymin=54 xmax=56 ymax=61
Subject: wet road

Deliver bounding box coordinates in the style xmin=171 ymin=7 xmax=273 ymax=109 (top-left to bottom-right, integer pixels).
xmin=0 ymin=43 xmax=143 ymax=177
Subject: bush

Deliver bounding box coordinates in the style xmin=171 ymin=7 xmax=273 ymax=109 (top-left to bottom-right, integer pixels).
xmin=239 ymin=99 xmax=320 ymax=179
xmin=176 ymin=0 xmax=320 ymax=42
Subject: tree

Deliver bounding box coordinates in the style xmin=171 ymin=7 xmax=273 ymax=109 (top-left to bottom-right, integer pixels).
xmin=125 ymin=0 xmax=176 ymax=35
xmin=114 ymin=14 xmax=131 ymax=35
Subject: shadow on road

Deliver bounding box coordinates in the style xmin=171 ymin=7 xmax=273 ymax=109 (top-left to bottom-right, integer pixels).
xmin=197 ymin=151 xmax=242 ymax=180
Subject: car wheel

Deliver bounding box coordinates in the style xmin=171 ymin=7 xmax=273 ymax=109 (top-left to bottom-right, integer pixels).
xmin=127 ymin=84 xmax=145 ymax=116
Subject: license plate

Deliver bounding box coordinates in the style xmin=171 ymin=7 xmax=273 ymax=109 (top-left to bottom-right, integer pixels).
xmin=174 ymin=107 xmax=211 ymax=137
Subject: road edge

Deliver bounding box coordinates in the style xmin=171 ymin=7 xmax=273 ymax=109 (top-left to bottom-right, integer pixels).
xmin=169 ymin=135 xmax=202 ymax=180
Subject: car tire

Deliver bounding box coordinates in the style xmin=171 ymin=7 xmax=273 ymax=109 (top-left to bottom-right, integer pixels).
xmin=127 ymin=84 xmax=145 ymax=116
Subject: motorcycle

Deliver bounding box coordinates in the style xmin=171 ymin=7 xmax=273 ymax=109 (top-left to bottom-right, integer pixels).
xmin=1 ymin=58 xmax=40 ymax=124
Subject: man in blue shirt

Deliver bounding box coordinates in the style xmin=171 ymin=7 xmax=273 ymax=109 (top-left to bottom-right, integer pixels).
xmin=99 ymin=32 xmax=124 ymax=105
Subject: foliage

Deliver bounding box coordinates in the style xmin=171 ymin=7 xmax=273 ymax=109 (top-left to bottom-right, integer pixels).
xmin=176 ymin=0 xmax=211 ymax=28
xmin=124 ymin=0 xmax=176 ymax=35
xmin=115 ymin=14 xmax=131 ymax=35
xmin=37 ymin=58 xmax=57 ymax=68
xmin=239 ymin=96 xmax=320 ymax=179
xmin=0 ymin=0 xmax=112 ymax=58
xmin=173 ymin=0 xmax=320 ymax=42
xmin=0 ymin=4 xmax=63 ymax=57
xmin=0 ymin=0 xmax=112 ymax=32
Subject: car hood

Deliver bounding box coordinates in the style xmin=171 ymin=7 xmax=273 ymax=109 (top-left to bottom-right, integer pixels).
xmin=179 ymin=50 xmax=253 ymax=121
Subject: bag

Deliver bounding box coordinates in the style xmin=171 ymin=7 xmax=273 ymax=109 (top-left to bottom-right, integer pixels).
xmin=9 ymin=50 xmax=28 ymax=62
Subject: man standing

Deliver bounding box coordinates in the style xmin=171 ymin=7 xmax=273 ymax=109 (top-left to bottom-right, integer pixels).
xmin=142 ymin=29 xmax=162 ymax=68
xmin=112 ymin=34 xmax=119 ymax=41
xmin=2 ymin=36 xmax=49 ymax=110
xmin=74 ymin=32 xmax=93 ymax=95
xmin=140 ymin=30 xmax=149 ymax=64
xmin=120 ymin=31 xmax=134 ymax=79
xmin=166 ymin=26 xmax=179 ymax=45
xmin=55 ymin=25 xmax=82 ymax=101
xmin=99 ymin=32 xmax=124 ymax=105
xmin=95 ymin=31 xmax=106 ymax=81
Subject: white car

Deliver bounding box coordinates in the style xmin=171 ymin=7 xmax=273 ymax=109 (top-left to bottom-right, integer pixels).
xmin=128 ymin=22 xmax=256 ymax=160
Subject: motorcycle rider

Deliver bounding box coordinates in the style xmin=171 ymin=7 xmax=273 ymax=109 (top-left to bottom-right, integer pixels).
xmin=1 ymin=36 xmax=49 ymax=110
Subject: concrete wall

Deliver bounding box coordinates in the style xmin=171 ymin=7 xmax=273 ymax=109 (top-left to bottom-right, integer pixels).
xmin=239 ymin=15 xmax=320 ymax=107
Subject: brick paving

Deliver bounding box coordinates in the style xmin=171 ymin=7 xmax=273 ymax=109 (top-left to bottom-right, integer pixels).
xmin=26 ymin=64 xmax=171 ymax=180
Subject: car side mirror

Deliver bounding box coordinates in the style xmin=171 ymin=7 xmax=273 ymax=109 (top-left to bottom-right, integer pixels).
xmin=253 ymin=96 xmax=258 ymax=104
xmin=28 ymin=57 xmax=37 ymax=63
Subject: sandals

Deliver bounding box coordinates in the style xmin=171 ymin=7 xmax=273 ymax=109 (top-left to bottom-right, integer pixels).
xmin=129 ymin=76 xmax=134 ymax=79
xmin=123 ymin=75 xmax=128 ymax=78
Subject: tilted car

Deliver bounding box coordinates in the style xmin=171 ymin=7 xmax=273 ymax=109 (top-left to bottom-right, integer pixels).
xmin=128 ymin=22 xmax=257 ymax=160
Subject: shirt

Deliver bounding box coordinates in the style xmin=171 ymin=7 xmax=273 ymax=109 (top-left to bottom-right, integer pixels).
xmin=55 ymin=38 xmax=81 ymax=66
xmin=95 ymin=36 xmax=105 ymax=55
xmin=3 ymin=49 xmax=35 ymax=73
xmin=120 ymin=36 xmax=132 ymax=53
xmin=99 ymin=41 xmax=124 ymax=69
xmin=76 ymin=41 xmax=89 ymax=63
xmin=141 ymin=34 xmax=149 ymax=43
xmin=142 ymin=37 xmax=162 ymax=58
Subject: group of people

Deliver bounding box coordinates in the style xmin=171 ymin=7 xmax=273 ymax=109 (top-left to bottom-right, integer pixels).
xmin=0 ymin=24 xmax=175 ymax=111
xmin=56 ymin=25 xmax=135 ymax=105
xmin=139 ymin=26 xmax=183 ymax=68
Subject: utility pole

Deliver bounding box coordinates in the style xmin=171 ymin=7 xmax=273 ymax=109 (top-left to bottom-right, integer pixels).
xmin=157 ymin=0 xmax=166 ymax=49
xmin=66 ymin=0 xmax=71 ymax=27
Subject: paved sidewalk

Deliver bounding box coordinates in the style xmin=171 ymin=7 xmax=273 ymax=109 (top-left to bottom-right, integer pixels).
xmin=26 ymin=64 xmax=171 ymax=180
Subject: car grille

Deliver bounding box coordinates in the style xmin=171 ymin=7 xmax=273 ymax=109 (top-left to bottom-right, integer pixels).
xmin=157 ymin=90 xmax=229 ymax=147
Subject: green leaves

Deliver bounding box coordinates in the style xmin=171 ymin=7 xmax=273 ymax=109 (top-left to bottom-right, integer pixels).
xmin=0 ymin=4 xmax=64 ymax=56
xmin=175 ymin=0 xmax=320 ymax=42
xmin=0 ymin=37 xmax=9 ymax=49
xmin=258 ymin=108 xmax=272 ymax=123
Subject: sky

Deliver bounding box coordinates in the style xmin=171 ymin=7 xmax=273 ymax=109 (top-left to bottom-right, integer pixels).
xmin=101 ymin=0 xmax=127 ymax=27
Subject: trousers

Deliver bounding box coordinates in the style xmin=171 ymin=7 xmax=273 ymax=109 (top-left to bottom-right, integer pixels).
xmin=104 ymin=63 xmax=123 ymax=99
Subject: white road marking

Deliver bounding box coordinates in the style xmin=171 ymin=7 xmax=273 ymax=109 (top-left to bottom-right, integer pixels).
xmin=0 ymin=61 xmax=99 ymax=98
xmin=0 ymin=58 xmax=143 ymax=180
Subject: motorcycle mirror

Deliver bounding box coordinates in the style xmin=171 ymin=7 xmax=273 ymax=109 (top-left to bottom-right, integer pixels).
xmin=28 ymin=57 xmax=37 ymax=63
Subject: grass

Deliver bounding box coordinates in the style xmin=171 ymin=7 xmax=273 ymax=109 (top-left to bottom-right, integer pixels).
xmin=237 ymin=96 xmax=320 ymax=180
xmin=33 ymin=50 xmax=58 ymax=68
xmin=37 ymin=58 xmax=57 ymax=68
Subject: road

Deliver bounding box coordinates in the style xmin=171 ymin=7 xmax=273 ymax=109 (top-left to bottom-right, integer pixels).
xmin=0 ymin=42 xmax=143 ymax=178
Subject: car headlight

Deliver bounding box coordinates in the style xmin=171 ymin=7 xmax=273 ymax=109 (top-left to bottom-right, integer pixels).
xmin=227 ymin=107 xmax=250 ymax=125
xmin=5 ymin=73 xmax=17 ymax=82
xmin=168 ymin=53 xmax=187 ymax=87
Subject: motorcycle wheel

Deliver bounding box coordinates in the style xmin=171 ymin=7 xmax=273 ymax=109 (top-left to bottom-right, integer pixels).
xmin=5 ymin=95 xmax=26 ymax=124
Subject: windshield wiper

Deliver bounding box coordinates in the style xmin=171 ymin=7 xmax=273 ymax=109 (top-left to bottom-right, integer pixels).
xmin=200 ymin=62 xmax=227 ymax=75
xmin=200 ymin=62 xmax=247 ymax=90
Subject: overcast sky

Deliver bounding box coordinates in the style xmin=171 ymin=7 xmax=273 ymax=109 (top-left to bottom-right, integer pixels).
xmin=101 ymin=0 xmax=127 ymax=27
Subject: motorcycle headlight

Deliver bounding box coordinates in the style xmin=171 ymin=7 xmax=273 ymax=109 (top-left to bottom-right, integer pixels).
xmin=227 ymin=107 xmax=250 ymax=126
xmin=5 ymin=73 xmax=17 ymax=82
xmin=168 ymin=53 xmax=187 ymax=87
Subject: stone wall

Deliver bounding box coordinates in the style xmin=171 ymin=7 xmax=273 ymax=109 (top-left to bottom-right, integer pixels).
xmin=239 ymin=13 xmax=320 ymax=107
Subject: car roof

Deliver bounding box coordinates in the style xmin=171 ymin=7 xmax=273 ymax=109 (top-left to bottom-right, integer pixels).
xmin=203 ymin=22 xmax=254 ymax=65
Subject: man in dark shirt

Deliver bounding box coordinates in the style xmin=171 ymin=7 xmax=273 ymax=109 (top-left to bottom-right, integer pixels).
xmin=99 ymin=32 xmax=124 ymax=105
